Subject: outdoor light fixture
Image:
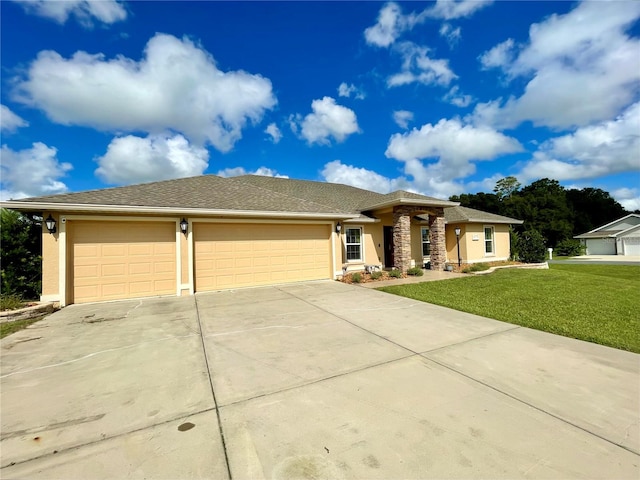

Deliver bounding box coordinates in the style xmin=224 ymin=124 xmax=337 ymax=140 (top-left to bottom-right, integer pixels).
xmin=336 ymin=222 xmax=342 ymax=234
xmin=45 ymin=214 xmax=57 ymax=234
xmin=180 ymin=218 xmax=189 ymax=236
xmin=454 ymin=227 xmax=462 ymax=267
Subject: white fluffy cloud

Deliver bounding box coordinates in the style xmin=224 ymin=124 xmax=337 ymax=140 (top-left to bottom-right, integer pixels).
xmin=439 ymin=23 xmax=461 ymax=47
xmin=474 ymin=1 xmax=640 ymax=129
xmin=384 ymin=118 xmax=521 ymax=197
xmin=1 ymin=105 xmax=29 ymax=133
xmin=321 ymin=159 xmax=498 ymax=200
xmin=478 ymin=38 xmax=515 ymax=69
xmin=443 ymin=86 xmax=472 ymax=108
xmin=337 ymin=82 xmax=365 ymax=99
xmin=14 ymin=33 xmax=276 ymax=152
xmin=216 ymin=166 xmax=288 ymax=178
xmin=386 ymin=118 xmax=522 ymax=170
xmin=387 ymin=42 xmax=457 ymax=88
xmin=12 ymin=0 xmax=127 ymax=27
xmin=427 ymin=0 xmax=493 ymax=20
xmin=320 ymin=118 xmax=522 ymax=199
xmin=264 ymin=123 xmax=282 ymax=143
xmin=520 ymin=102 xmax=640 ymax=182
xmin=612 ymin=188 xmax=640 ymax=212
xmin=0 ymin=143 xmax=72 ymax=199
xmin=322 ymin=160 xmax=407 ymax=193
xmin=364 ymin=3 xmax=419 ymax=48
xmin=392 ymin=110 xmax=414 ymax=129
xmin=95 ymin=134 xmax=208 ymax=185
xmin=293 ymin=97 xmax=360 ymax=145
xmin=364 ymin=1 xmax=492 ymax=47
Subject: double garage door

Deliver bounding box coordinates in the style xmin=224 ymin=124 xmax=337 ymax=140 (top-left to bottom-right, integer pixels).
xmin=194 ymin=223 xmax=331 ymax=291
xmin=69 ymin=221 xmax=331 ymax=303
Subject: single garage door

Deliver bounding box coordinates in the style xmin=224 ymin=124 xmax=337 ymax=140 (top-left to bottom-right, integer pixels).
xmin=72 ymin=221 xmax=176 ymax=303
xmin=623 ymin=237 xmax=640 ymax=255
xmin=194 ymin=223 xmax=331 ymax=291
xmin=585 ymin=238 xmax=616 ymax=255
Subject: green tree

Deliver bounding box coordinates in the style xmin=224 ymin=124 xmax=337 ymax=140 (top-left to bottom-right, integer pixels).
xmin=494 ymin=176 xmax=521 ymax=200
xmin=566 ymin=187 xmax=627 ymax=235
xmin=517 ymin=179 xmax=573 ymax=247
xmin=449 ymin=192 xmax=502 ymax=215
xmin=1 ymin=209 xmax=42 ymax=300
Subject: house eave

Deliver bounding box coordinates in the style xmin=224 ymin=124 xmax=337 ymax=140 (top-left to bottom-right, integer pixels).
xmin=363 ymin=198 xmax=459 ymax=212
xmin=0 ymin=201 xmax=352 ymax=220
xmin=448 ymin=218 xmax=524 ymax=225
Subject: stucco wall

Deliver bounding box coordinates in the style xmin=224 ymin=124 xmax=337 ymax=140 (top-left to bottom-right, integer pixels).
xmin=41 ymin=212 xmax=60 ymax=300
xmin=462 ymin=223 xmax=511 ymax=262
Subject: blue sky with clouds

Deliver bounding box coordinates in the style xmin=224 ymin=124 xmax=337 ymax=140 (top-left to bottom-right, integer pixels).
xmin=1 ymin=1 xmax=639 ymax=209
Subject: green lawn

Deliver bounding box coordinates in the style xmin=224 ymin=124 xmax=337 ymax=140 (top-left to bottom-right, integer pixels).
xmin=379 ymin=264 xmax=640 ymax=353
xmin=0 ymin=315 xmax=47 ymax=339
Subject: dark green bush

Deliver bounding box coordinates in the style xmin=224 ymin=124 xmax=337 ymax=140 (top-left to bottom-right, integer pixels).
xmin=371 ymin=271 xmax=383 ymax=280
xmin=406 ymin=267 xmax=424 ymax=276
xmin=1 ymin=209 xmax=42 ymax=300
xmin=388 ymin=269 xmax=402 ymax=278
xmin=517 ymin=229 xmax=546 ymax=263
xmin=554 ymin=238 xmax=585 ymax=257
xmin=351 ymin=272 xmax=362 ymax=283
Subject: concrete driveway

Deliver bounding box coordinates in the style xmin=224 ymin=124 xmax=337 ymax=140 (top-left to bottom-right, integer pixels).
xmin=1 ymin=281 xmax=638 ymax=479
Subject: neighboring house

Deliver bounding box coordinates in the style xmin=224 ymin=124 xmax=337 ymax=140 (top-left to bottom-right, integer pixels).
xmin=1 ymin=175 xmax=522 ymax=306
xmin=574 ymin=214 xmax=640 ymax=256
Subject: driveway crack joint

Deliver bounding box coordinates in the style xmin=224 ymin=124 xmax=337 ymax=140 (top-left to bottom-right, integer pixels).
xmin=194 ymin=296 xmax=233 ymax=480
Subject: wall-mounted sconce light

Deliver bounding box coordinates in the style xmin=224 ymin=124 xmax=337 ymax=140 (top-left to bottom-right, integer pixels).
xmin=180 ymin=218 xmax=188 ymax=236
xmin=45 ymin=214 xmax=57 ymax=234
xmin=336 ymin=222 xmax=342 ymax=234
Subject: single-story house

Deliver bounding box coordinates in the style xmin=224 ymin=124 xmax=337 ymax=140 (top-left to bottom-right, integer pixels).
xmin=574 ymin=214 xmax=640 ymax=256
xmin=1 ymin=175 xmax=522 ymax=306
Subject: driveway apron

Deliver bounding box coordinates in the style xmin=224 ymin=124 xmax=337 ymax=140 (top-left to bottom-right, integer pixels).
xmin=1 ymin=281 xmax=638 ymax=479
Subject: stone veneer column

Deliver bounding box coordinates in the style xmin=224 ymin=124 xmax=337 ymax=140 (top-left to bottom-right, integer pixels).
xmin=393 ymin=206 xmax=414 ymax=273
xmin=428 ymin=208 xmax=446 ymax=271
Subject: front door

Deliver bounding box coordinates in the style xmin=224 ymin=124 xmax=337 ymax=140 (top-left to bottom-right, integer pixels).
xmin=383 ymin=226 xmax=394 ymax=268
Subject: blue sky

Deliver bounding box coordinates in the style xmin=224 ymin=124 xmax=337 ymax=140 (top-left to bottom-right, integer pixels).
xmin=1 ymin=0 xmax=639 ymax=209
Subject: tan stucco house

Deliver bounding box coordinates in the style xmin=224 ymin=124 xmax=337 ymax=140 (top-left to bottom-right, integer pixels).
xmin=1 ymin=175 xmax=522 ymax=306
xmin=574 ymin=214 xmax=640 ymax=255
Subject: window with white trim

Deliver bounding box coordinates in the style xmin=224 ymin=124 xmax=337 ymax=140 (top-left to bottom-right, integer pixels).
xmin=345 ymin=227 xmax=363 ymax=261
xmin=484 ymin=226 xmax=495 ymax=255
xmin=421 ymin=227 xmax=430 ymax=257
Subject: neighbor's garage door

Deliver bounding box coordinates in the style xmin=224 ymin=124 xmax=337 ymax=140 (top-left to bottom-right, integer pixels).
xmin=585 ymin=238 xmax=616 ymax=255
xmin=72 ymin=221 xmax=176 ymax=303
xmin=194 ymin=223 xmax=330 ymax=291
xmin=623 ymin=237 xmax=640 ymax=256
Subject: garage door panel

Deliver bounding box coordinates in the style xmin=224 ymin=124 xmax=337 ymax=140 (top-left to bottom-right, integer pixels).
xmin=623 ymin=237 xmax=640 ymax=255
xmin=102 ymin=264 xmax=127 ymax=277
xmin=195 ymin=223 xmax=330 ymax=291
xmin=72 ymin=221 xmax=176 ymax=304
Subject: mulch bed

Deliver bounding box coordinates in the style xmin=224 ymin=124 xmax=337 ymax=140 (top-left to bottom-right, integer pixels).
xmin=340 ymin=271 xmax=408 ymax=284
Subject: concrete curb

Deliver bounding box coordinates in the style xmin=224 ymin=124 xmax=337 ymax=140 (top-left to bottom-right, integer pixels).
xmin=0 ymin=302 xmax=56 ymax=324
xmin=472 ymin=262 xmax=549 ymax=275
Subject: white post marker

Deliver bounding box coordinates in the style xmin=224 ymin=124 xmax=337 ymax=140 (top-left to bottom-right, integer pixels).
xmin=548 ymin=247 xmax=553 ymax=260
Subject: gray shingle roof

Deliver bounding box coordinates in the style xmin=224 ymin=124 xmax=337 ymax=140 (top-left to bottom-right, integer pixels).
xmin=5 ymin=175 xmax=520 ymax=224
xmin=12 ymin=175 xmax=345 ymax=214
xmin=228 ymin=175 xmax=384 ymax=213
xmin=443 ymin=206 xmax=523 ymax=224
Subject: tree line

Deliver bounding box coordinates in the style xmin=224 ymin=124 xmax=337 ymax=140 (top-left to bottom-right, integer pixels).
xmin=450 ymin=177 xmax=632 ymax=249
